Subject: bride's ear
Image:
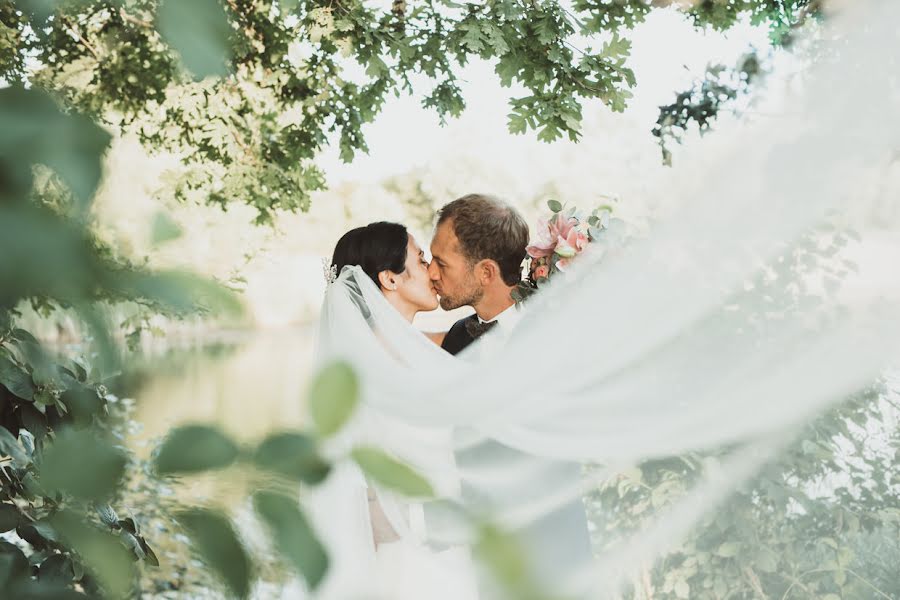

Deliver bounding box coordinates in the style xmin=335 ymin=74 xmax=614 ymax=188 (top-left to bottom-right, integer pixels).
xmin=378 ymin=270 xmax=397 ymax=291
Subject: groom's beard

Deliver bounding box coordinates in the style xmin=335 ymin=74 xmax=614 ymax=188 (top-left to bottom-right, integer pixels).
xmin=438 ymin=283 xmax=483 ymax=311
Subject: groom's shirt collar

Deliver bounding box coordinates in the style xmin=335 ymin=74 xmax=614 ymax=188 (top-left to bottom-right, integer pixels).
xmin=477 ymin=303 xmax=522 ymax=331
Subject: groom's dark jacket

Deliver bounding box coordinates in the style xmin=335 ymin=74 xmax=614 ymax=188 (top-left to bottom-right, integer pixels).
xmin=440 ymin=314 xmax=478 ymax=355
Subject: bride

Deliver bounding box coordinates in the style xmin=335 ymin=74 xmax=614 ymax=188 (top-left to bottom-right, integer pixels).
xmin=311 ymin=220 xmax=479 ymax=600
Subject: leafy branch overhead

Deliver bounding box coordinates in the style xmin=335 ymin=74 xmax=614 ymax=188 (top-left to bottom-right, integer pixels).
xmin=2 ymin=0 xmax=813 ymax=223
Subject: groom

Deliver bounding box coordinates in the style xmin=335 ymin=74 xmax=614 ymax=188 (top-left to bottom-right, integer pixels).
xmin=428 ymin=194 xmax=593 ymax=597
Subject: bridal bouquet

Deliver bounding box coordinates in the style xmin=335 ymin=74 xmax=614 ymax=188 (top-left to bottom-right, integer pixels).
xmin=513 ymin=199 xmax=618 ymax=304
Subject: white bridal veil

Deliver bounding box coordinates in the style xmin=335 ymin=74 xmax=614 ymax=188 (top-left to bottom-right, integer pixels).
xmin=311 ymin=0 xmax=900 ymax=597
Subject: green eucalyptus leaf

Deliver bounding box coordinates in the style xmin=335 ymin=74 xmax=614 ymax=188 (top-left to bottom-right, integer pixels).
xmin=0 ymin=427 xmax=30 ymax=466
xmin=154 ymin=424 xmax=240 ymax=475
xmin=0 ymin=541 xmax=29 ymax=589
xmin=253 ymin=432 xmax=330 ymax=485
xmin=151 ymin=212 xmax=183 ymax=246
xmin=253 ymin=491 xmax=329 ymax=589
xmin=51 ymin=511 xmax=135 ymax=598
xmin=716 ymin=541 xmax=740 ymax=558
xmin=472 ymin=524 xmax=531 ymax=593
xmin=16 ymin=521 xmax=59 ymax=550
xmin=118 ymin=269 xmax=243 ymax=317
xmin=177 ymin=508 xmax=252 ymax=599
xmin=309 ymin=361 xmax=359 ymax=437
xmin=158 ymin=0 xmax=233 ymax=78
xmin=59 ymin=384 xmax=103 ymax=427
xmin=40 ymin=430 xmax=126 ymax=501
xmin=0 ymin=355 xmax=35 ymax=401
xmin=351 ymin=446 xmax=434 ymax=498
xmin=18 ymin=403 xmax=49 ymax=440
xmin=547 ymin=199 xmax=562 ymax=213
xmin=0 ymin=86 xmax=110 ymax=208
xmin=10 ymin=328 xmax=38 ymax=344
xmin=0 ymin=503 xmax=21 ymax=533
xmin=37 ymin=554 xmax=74 ymax=587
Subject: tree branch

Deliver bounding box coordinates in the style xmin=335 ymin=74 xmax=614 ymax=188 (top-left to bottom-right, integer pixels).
xmin=118 ymin=8 xmax=153 ymax=29
xmin=61 ymin=17 xmax=100 ymax=60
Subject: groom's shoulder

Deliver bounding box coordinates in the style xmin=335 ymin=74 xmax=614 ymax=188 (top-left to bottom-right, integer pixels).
xmin=449 ymin=314 xmax=474 ymax=331
xmin=441 ymin=314 xmax=475 ymax=355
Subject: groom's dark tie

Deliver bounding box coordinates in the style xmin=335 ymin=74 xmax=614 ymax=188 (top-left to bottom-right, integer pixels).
xmin=464 ymin=315 xmax=497 ymax=339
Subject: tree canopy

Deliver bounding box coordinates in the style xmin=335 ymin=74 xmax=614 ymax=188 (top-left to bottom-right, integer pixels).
xmin=2 ymin=0 xmax=819 ymax=222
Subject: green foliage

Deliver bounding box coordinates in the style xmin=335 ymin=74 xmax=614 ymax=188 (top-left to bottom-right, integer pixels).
xmin=351 ymin=446 xmax=435 ymax=498
xmin=309 ymin=360 xmax=359 ymax=437
xmin=176 ymin=508 xmax=252 ymax=599
xmin=150 ymin=212 xmax=182 ymax=246
xmin=652 ymin=0 xmax=821 ymax=164
xmin=154 ymin=424 xmax=240 ymax=475
xmin=0 ymin=29 xmax=240 ymax=599
xmin=51 ymin=510 xmax=137 ymax=598
xmin=253 ymin=490 xmax=328 ymax=590
xmin=157 ymin=0 xmax=232 ymax=78
xmin=0 ymin=86 xmax=109 ymax=210
xmin=589 ymin=382 xmax=900 ymax=599
xmin=253 ymin=431 xmax=331 ymax=484
xmin=653 ymin=54 xmax=763 ymax=165
xmin=39 ymin=429 xmax=127 ymax=501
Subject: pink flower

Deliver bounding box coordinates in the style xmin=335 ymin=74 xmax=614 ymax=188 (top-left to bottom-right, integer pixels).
xmin=527 ymin=214 xmax=578 ymax=258
xmin=555 ymin=235 xmax=577 ymax=258
xmin=554 ymin=229 xmax=589 ymax=259
xmin=533 ymin=264 xmax=550 ymax=279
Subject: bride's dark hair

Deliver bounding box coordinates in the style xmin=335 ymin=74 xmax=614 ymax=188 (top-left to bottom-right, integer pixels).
xmin=331 ymin=221 xmax=409 ymax=288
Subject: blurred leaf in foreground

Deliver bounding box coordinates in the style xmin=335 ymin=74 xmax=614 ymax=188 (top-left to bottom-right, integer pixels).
xmin=0 ymin=86 xmax=109 ymax=210
xmin=254 ymin=491 xmax=329 ymax=590
xmin=157 ymin=0 xmax=233 ymax=78
xmin=51 ymin=510 xmax=136 ymax=598
xmin=309 ymin=361 xmax=359 ymax=437
xmin=39 ymin=429 xmax=126 ymax=501
xmin=253 ymin=432 xmax=330 ymax=485
xmin=154 ymin=424 xmax=239 ymax=475
xmin=176 ymin=508 xmax=252 ymax=599
xmin=351 ymin=446 xmax=434 ymax=498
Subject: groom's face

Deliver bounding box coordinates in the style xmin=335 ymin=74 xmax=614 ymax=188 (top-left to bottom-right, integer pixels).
xmin=429 ymin=220 xmax=482 ymax=310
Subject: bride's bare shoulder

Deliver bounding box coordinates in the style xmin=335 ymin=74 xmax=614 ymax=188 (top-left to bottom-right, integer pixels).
xmin=424 ymin=331 xmax=447 ymax=346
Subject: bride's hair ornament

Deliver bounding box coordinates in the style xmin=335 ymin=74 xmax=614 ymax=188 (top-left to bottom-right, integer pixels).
xmin=322 ymin=257 xmax=338 ymax=286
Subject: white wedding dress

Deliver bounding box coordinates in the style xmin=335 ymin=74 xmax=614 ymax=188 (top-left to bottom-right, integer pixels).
xmin=307 ymin=2 xmax=900 ymax=597
xmin=309 ymin=288 xmax=479 ymax=599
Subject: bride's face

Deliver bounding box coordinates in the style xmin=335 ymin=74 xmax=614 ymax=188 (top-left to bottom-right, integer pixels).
xmin=392 ymin=235 xmax=439 ymax=313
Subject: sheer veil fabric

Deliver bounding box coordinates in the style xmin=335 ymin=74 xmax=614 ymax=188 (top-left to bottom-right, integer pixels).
xmin=308 ymin=1 xmax=900 ymax=597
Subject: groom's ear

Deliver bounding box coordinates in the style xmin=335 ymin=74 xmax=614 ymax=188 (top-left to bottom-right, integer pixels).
xmin=476 ymin=259 xmax=500 ymax=284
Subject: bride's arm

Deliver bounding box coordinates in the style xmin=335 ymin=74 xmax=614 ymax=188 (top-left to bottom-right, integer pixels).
xmin=367 ymin=487 xmax=400 ymax=547
xmin=424 ymin=331 xmax=447 ymax=346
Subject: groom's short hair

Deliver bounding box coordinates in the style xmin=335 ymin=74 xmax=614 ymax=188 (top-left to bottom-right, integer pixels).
xmin=436 ymin=194 xmax=529 ymax=286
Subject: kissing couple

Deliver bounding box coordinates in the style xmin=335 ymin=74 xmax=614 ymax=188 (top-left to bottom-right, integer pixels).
xmin=312 ymin=193 xmax=593 ymax=600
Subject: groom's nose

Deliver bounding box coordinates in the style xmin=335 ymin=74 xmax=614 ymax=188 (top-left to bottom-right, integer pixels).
xmin=427 ymin=261 xmax=440 ymax=281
